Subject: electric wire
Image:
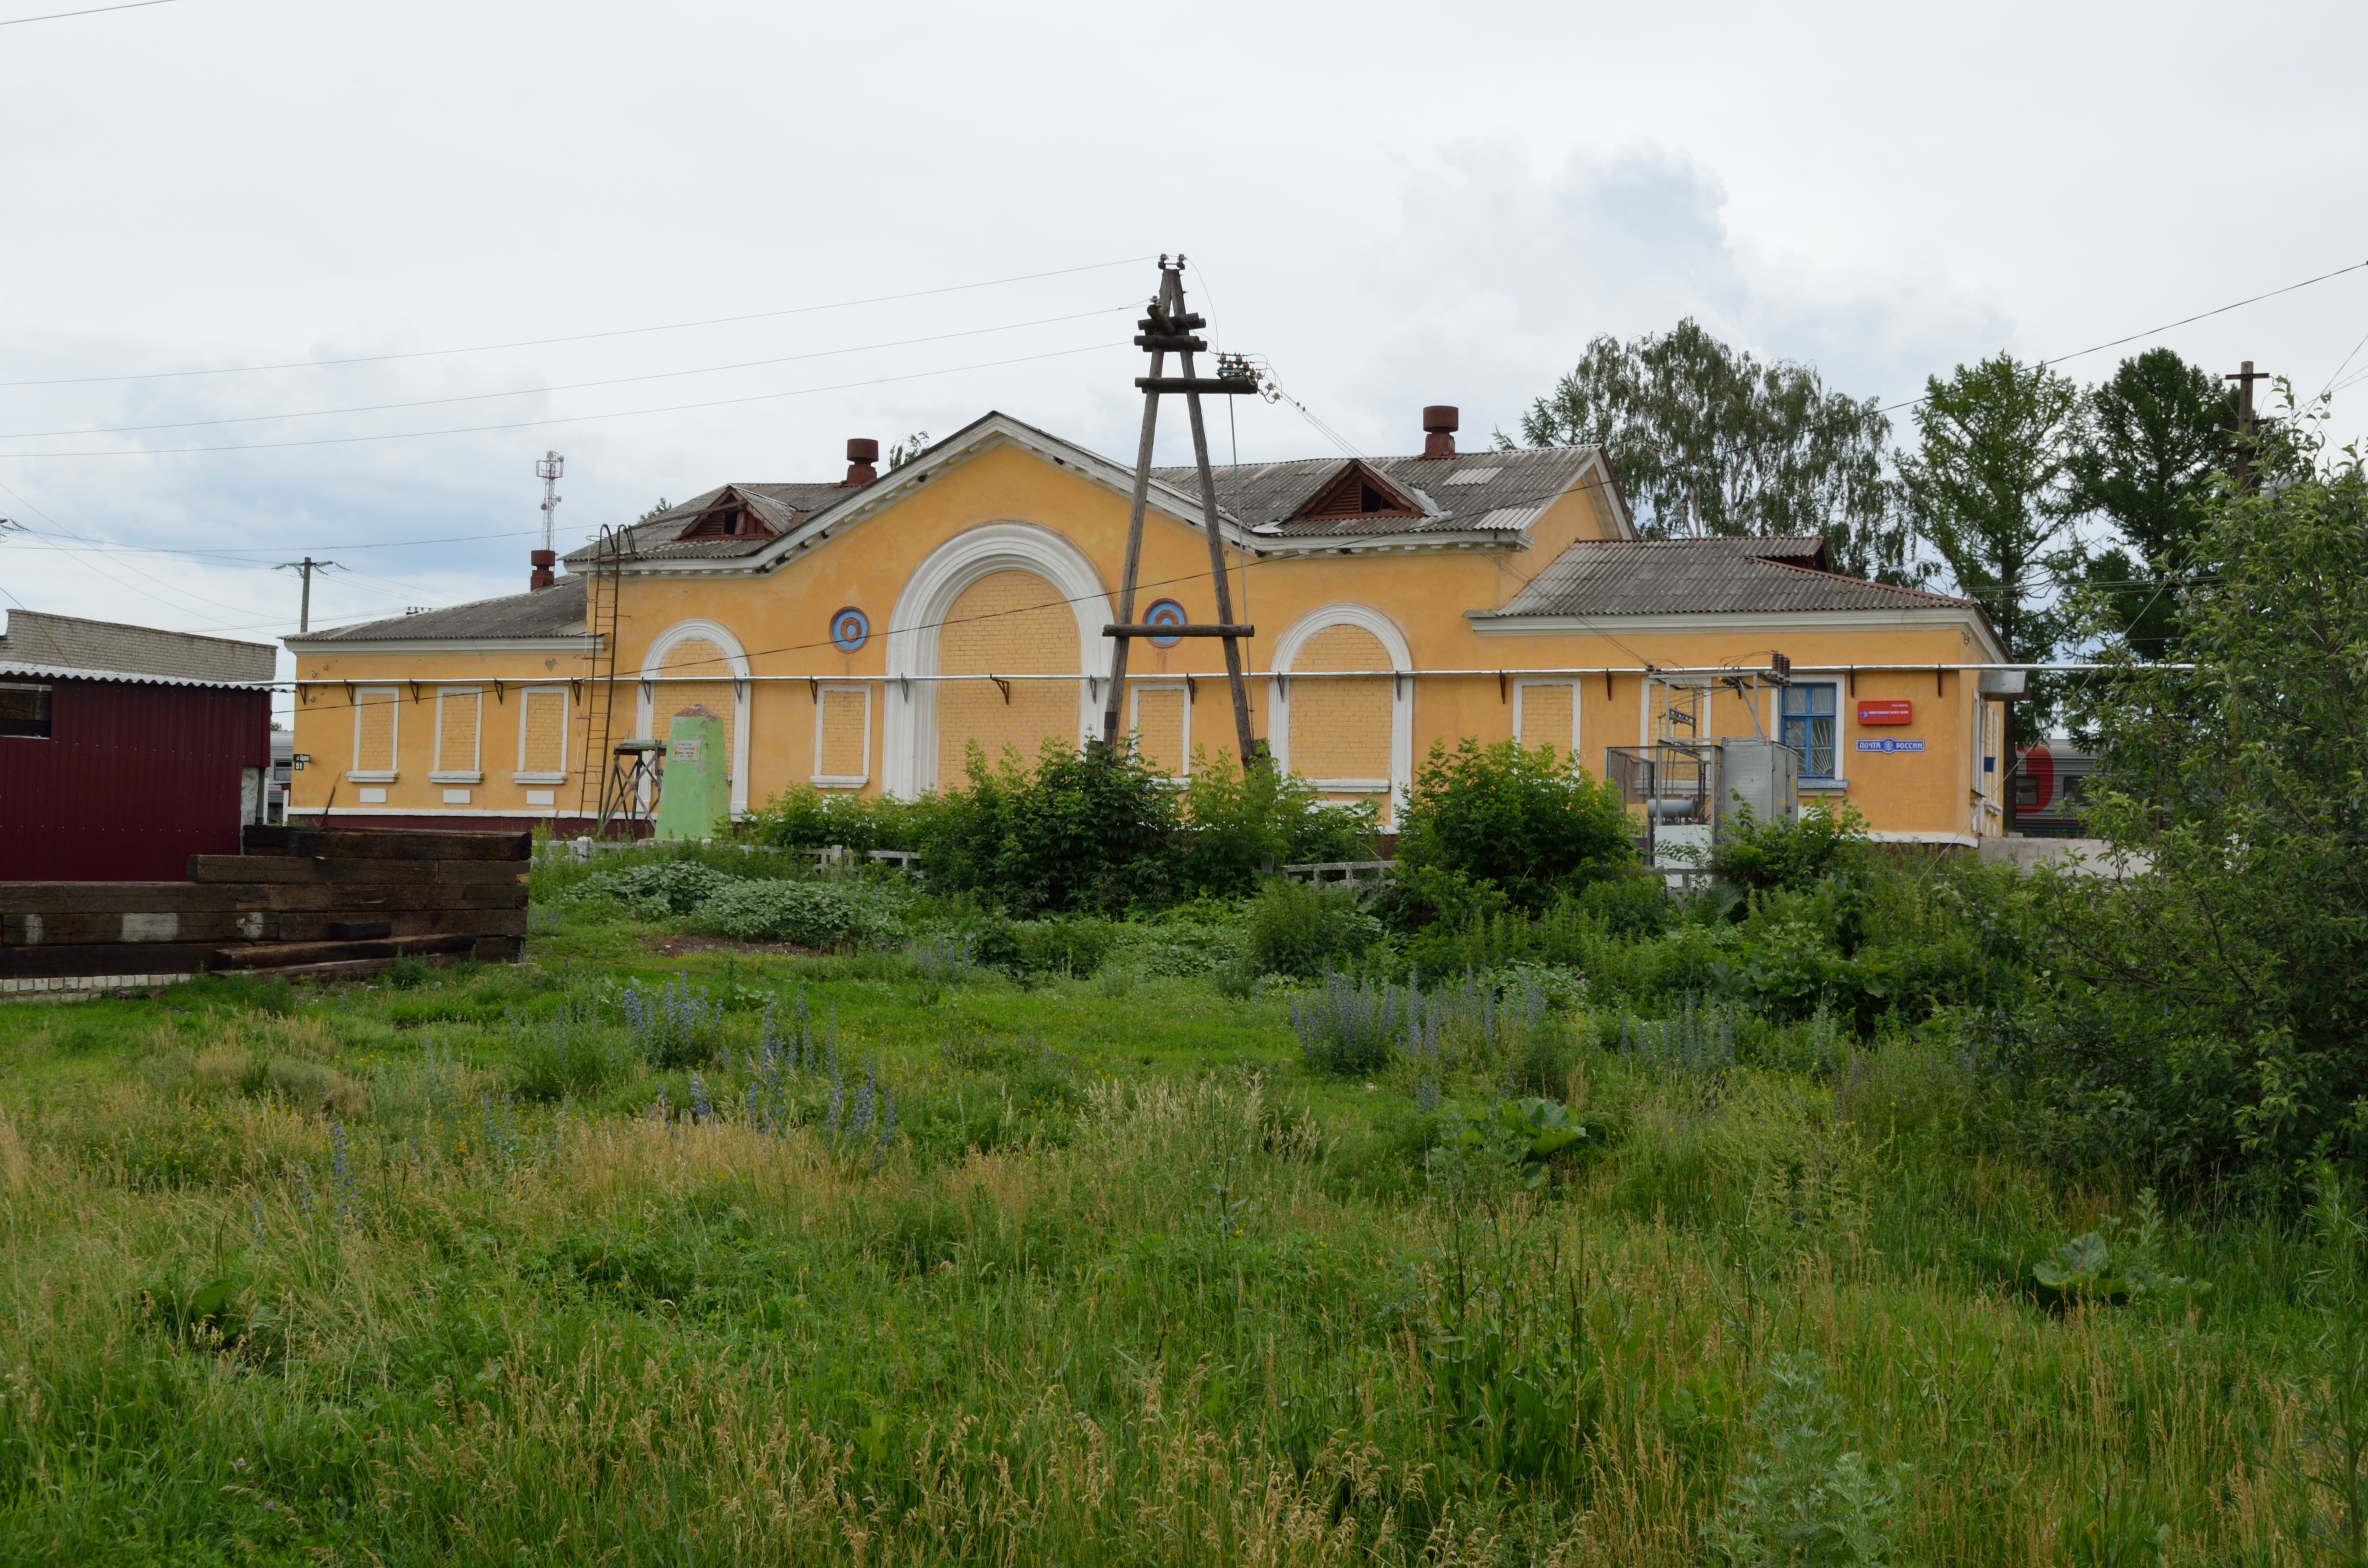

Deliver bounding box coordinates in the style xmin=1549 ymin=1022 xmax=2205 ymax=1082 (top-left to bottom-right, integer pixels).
xmin=1879 ymin=257 xmax=2368 ymax=415
xmin=0 ymin=342 xmax=1129 ymax=458
xmin=0 ymin=256 xmax=1157 ymax=389
xmin=0 ymin=303 xmax=1138 ymax=441
xmin=0 ymin=477 xmax=283 ymax=628
xmin=0 ymin=0 xmax=173 ymax=25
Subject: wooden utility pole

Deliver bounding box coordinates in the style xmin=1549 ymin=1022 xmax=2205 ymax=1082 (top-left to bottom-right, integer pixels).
xmin=1099 ymin=257 xmax=1262 ymax=765
xmin=2226 ymin=359 xmax=2272 ymax=491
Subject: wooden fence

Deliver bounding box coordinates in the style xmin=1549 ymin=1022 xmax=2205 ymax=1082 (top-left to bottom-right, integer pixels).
xmin=0 ymin=826 xmax=529 ymax=995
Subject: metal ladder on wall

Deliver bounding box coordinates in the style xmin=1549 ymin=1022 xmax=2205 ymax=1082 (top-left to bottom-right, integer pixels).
xmin=573 ymin=525 xmax=655 ymax=839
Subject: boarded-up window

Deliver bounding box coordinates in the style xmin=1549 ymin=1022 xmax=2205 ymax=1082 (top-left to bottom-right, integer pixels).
xmin=814 ymin=686 xmax=870 ymax=784
xmin=1131 ymin=684 xmax=1188 ymax=777
xmin=434 ymin=687 xmax=481 ymax=776
xmin=351 ymin=687 xmax=399 ymax=777
xmin=0 ymin=683 xmax=52 ymax=739
xmin=1514 ymin=681 xmax=1577 ymax=763
xmin=654 ymin=637 xmax=736 ymax=784
xmin=936 ymin=570 xmax=1076 ymax=785
xmin=1287 ymin=623 xmax=1391 ymax=784
xmin=518 ymin=686 xmax=568 ymax=777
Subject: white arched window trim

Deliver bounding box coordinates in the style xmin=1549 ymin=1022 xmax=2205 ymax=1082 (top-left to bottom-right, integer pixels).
xmin=1267 ymin=602 xmax=1414 ymax=805
xmin=881 ymin=522 xmax=1113 ymax=798
xmin=638 ymin=618 xmax=753 ymax=819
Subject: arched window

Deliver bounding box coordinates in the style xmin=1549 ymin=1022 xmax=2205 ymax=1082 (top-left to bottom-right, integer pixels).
xmin=638 ymin=620 xmax=752 ymax=819
xmin=881 ymin=523 xmax=1113 ymax=798
xmin=1268 ymin=604 xmax=1413 ymax=819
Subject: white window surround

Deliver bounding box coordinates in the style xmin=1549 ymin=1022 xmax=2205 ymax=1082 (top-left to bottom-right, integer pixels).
xmin=1780 ymin=678 xmax=1844 ymax=786
xmin=811 ymin=683 xmax=873 ymax=788
xmin=881 ymin=521 xmax=1114 ymax=799
xmin=513 ymin=684 xmax=570 ymax=786
xmin=1266 ymin=602 xmax=1413 ymax=801
xmin=347 ymin=686 xmax=399 ymax=783
xmin=1510 ymin=678 xmax=1580 ymax=760
xmin=636 ymin=619 xmax=752 ymax=819
xmin=1128 ymin=680 xmax=1191 ymax=782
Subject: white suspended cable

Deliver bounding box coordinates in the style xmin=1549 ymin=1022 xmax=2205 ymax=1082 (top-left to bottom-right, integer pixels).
xmin=0 ymin=256 xmax=1157 ymax=389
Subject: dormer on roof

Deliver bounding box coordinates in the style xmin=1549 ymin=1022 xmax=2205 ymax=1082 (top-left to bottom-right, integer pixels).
xmin=1290 ymin=461 xmax=1426 ymax=525
xmin=675 ymin=486 xmax=785 ymax=542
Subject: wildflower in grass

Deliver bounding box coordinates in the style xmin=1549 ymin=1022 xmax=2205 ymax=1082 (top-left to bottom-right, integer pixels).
xmin=621 ymin=974 xmax=725 ymax=1067
xmin=1621 ymin=994 xmax=1737 ymax=1076
xmin=328 ymin=1120 xmax=364 ymax=1225
xmin=689 ymin=1074 xmax=714 ymax=1124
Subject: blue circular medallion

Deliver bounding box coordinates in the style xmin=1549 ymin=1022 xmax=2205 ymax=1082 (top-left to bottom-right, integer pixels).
xmin=830 ymin=606 xmax=869 ymax=653
xmin=1145 ymin=598 xmax=1187 ymax=649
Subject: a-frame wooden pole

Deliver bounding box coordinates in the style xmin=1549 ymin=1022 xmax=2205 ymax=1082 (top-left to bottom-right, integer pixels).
xmin=1101 ymin=257 xmax=1262 ymax=768
xmin=1175 ymin=348 xmax=1259 ymax=766
xmin=1098 ymin=268 xmax=1178 ymax=748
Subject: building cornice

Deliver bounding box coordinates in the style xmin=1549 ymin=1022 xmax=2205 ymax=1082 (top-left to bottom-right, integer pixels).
xmin=1467 ymin=606 xmax=2008 ymax=663
xmin=285 ymin=636 xmax=600 ymax=656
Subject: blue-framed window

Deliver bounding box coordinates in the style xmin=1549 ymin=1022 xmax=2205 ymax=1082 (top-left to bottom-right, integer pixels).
xmin=1780 ymin=682 xmax=1837 ymax=779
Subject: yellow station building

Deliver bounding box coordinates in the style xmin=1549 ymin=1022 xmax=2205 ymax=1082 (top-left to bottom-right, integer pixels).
xmin=284 ymin=408 xmax=2015 ymax=845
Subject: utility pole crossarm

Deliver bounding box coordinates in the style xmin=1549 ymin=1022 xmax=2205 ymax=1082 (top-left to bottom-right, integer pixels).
xmin=1097 ymin=256 xmax=1261 ymax=766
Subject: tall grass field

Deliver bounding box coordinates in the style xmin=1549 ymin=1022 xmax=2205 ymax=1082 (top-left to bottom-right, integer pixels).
xmin=0 ymin=846 xmax=2360 ymax=1566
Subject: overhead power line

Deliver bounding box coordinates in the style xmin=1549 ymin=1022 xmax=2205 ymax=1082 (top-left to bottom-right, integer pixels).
xmin=1880 ymin=257 xmax=2368 ymax=414
xmin=0 ymin=0 xmax=174 ymax=25
xmin=0 ymin=304 xmax=1136 ymax=442
xmin=0 ymin=256 xmax=1157 ymax=389
xmin=0 ymin=340 xmax=1129 ymax=458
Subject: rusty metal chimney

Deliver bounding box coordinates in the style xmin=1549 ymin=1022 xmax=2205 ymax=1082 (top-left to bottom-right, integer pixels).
xmin=844 ymin=438 xmax=880 ymax=486
xmin=1421 ymin=405 xmax=1458 ymax=459
xmin=529 ymin=549 xmax=556 ymax=591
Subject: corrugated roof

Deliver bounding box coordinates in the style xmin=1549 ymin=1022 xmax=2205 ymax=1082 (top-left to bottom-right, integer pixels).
xmin=0 ymin=610 xmax=275 ymax=683
xmin=560 ymin=482 xmax=859 ymax=566
xmin=1151 ymin=446 xmax=1603 ymax=538
xmin=1490 ymin=537 xmax=1976 ymax=617
xmin=552 ymin=433 xmax=1608 ymax=570
xmin=0 ymin=659 xmax=268 ymax=690
xmin=296 ymin=575 xmax=591 ymax=643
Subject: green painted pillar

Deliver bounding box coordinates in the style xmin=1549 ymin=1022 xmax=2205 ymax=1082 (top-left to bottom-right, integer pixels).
xmin=653 ymin=706 xmax=730 ymax=840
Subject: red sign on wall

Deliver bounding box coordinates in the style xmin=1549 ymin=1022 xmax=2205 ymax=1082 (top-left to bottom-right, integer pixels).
xmin=1857 ymin=699 xmax=1913 ymax=726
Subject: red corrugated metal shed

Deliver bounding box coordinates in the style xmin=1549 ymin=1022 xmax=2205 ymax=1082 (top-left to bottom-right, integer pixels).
xmin=0 ymin=674 xmax=272 ymax=882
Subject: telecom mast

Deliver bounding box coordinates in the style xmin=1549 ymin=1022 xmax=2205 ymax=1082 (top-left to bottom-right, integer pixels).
xmin=530 ymin=451 xmax=564 ymax=590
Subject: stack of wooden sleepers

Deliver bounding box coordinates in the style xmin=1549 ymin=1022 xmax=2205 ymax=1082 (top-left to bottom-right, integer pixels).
xmin=0 ymin=826 xmax=530 ymax=995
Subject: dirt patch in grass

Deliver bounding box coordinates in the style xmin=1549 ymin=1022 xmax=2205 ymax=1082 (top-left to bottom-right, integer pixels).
xmin=636 ymin=934 xmax=814 ymax=958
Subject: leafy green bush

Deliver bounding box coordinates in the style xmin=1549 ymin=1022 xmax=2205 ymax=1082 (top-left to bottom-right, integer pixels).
xmin=743 ymin=784 xmax=917 ymax=854
xmin=569 ymin=860 xmax=738 ymax=918
xmin=2014 ymin=435 xmax=2368 ymax=1188
xmin=1101 ymin=898 xmax=1251 ymax=977
xmin=1389 ymin=738 xmax=1636 ymax=919
xmin=1248 ymin=878 xmax=1381 ymax=979
xmin=1174 ymin=752 xmax=1375 ymax=896
xmin=914 ymin=740 xmax=1177 ymax=916
xmin=1709 ymin=800 xmax=1870 ymax=902
xmin=1012 ymin=916 xmax=1115 ymax=978
xmin=1706 ymin=1350 xmax=1911 ymax=1567
xmin=694 ymin=878 xmax=906 ymax=949
xmin=2030 ymin=1190 xmax=2210 ymax=1308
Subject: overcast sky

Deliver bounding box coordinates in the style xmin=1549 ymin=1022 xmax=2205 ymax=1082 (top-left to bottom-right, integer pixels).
xmin=3 ymin=0 xmax=2363 ymax=693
